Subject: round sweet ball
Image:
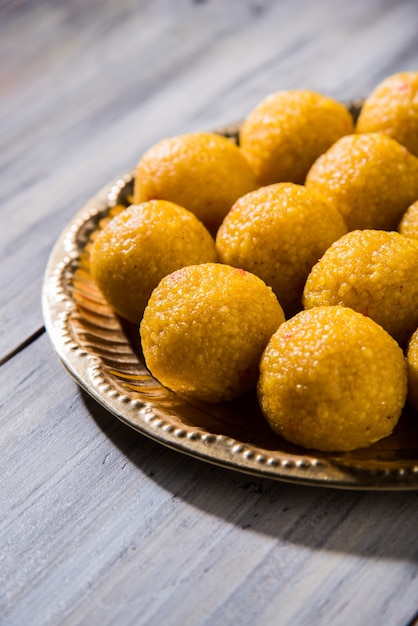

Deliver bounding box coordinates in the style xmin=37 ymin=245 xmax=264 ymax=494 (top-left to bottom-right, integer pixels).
xmin=398 ymin=200 xmax=418 ymax=241
xmin=258 ymin=306 xmax=407 ymax=452
xmin=305 ymin=132 xmax=418 ymax=231
xmin=216 ymin=183 xmax=347 ymax=318
xmin=356 ymin=72 xmax=418 ymax=156
xmin=239 ymin=90 xmax=354 ymax=186
xmin=90 ymin=200 xmax=217 ymax=324
xmin=133 ymin=132 xmax=257 ymax=232
xmin=140 ymin=263 xmax=285 ymax=403
xmin=406 ymin=328 xmax=418 ymax=411
xmin=302 ymin=229 xmax=418 ymax=347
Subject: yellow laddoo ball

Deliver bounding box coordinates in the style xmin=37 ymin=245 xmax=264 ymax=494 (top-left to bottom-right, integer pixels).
xmin=133 ymin=132 xmax=257 ymax=232
xmin=303 ymin=229 xmax=418 ymax=346
xmin=90 ymin=200 xmax=217 ymax=324
xmin=406 ymin=328 xmax=418 ymax=411
xmin=398 ymin=200 xmax=418 ymax=240
xmin=356 ymin=72 xmax=418 ymax=156
xmin=305 ymin=132 xmax=418 ymax=231
xmin=239 ymin=90 xmax=354 ymax=186
xmin=216 ymin=183 xmax=347 ymax=318
xmin=140 ymin=263 xmax=285 ymax=403
xmin=258 ymin=306 xmax=407 ymax=452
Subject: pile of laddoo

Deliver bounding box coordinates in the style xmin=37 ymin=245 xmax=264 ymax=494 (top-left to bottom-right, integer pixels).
xmin=90 ymin=70 xmax=418 ymax=453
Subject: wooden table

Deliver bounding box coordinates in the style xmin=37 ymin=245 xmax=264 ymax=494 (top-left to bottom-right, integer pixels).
xmin=2 ymin=1 xmax=418 ymax=624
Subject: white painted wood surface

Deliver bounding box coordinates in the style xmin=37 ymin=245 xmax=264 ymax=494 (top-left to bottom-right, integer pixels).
xmin=1 ymin=1 xmax=418 ymax=624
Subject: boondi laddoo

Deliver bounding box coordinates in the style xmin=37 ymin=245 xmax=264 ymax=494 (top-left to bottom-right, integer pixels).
xmin=258 ymin=306 xmax=407 ymax=452
xmin=216 ymin=183 xmax=347 ymax=317
xmin=140 ymin=263 xmax=285 ymax=403
xmin=398 ymin=200 xmax=418 ymax=240
xmin=406 ymin=328 xmax=418 ymax=411
xmin=305 ymin=132 xmax=418 ymax=231
xmin=239 ymin=90 xmax=354 ymax=186
xmin=133 ymin=132 xmax=257 ymax=231
xmin=90 ymin=200 xmax=217 ymax=324
xmin=303 ymin=229 xmax=418 ymax=346
xmin=356 ymin=71 xmax=418 ymax=157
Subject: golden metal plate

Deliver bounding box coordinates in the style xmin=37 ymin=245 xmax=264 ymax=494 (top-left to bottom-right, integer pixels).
xmin=42 ymin=116 xmax=418 ymax=490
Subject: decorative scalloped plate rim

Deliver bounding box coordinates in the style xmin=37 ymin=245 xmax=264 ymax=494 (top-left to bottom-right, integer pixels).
xmin=42 ymin=118 xmax=418 ymax=491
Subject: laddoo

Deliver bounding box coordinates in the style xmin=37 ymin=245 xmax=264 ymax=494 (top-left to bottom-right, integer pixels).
xmin=239 ymin=90 xmax=354 ymax=186
xmin=356 ymin=71 xmax=418 ymax=157
xmin=140 ymin=263 xmax=285 ymax=403
xmin=406 ymin=328 xmax=418 ymax=411
xmin=305 ymin=132 xmax=418 ymax=231
xmin=258 ymin=306 xmax=407 ymax=452
xmin=302 ymin=229 xmax=418 ymax=346
xmin=133 ymin=132 xmax=257 ymax=232
xmin=216 ymin=183 xmax=347 ymax=317
xmin=90 ymin=200 xmax=217 ymax=324
xmin=398 ymin=200 xmax=418 ymax=240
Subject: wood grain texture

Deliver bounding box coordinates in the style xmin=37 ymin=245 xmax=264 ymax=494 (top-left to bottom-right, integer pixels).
xmin=2 ymin=1 xmax=418 ymax=624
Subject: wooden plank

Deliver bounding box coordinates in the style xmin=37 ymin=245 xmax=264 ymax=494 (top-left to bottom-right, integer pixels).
xmin=2 ymin=0 xmax=418 ymax=361
xmin=1 ymin=333 xmax=418 ymax=625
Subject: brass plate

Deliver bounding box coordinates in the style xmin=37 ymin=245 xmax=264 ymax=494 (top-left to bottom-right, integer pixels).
xmin=42 ymin=116 xmax=418 ymax=490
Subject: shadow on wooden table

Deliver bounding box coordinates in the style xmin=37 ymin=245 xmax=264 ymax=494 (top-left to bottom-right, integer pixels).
xmin=82 ymin=389 xmax=418 ymax=563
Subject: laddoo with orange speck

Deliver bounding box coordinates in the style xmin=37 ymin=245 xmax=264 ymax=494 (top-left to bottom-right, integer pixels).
xmin=133 ymin=132 xmax=257 ymax=232
xmin=216 ymin=183 xmax=347 ymax=318
xmin=258 ymin=306 xmax=407 ymax=452
xmin=140 ymin=263 xmax=285 ymax=403
xmin=356 ymin=72 xmax=418 ymax=157
xmin=239 ymin=90 xmax=354 ymax=186
xmin=406 ymin=328 xmax=418 ymax=411
xmin=302 ymin=229 xmax=418 ymax=346
xmin=90 ymin=200 xmax=217 ymax=324
xmin=305 ymin=132 xmax=418 ymax=231
xmin=398 ymin=200 xmax=418 ymax=241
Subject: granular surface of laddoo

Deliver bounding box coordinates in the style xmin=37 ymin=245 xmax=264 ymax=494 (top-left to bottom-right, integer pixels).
xmin=90 ymin=200 xmax=217 ymax=324
xmin=406 ymin=328 xmax=418 ymax=412
xmin=239 ymin=90 xmax=354 ymax=186
xmin=140 ymin=263 xmax=285 ymax=403
xmin=216 ymin=183 xmax=347 ymax=318
xmin=305 ymin=132 xmax=418 ymax=231
xmin=133 ymin=132 xmax=257 ymax=232
xmin=356 ymin=71 xmax=418 ymax=157
xmin=258 ymin=306 xmax=407 ymax=452
xmin=302 ymin=229 xmax=418 ymax=346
